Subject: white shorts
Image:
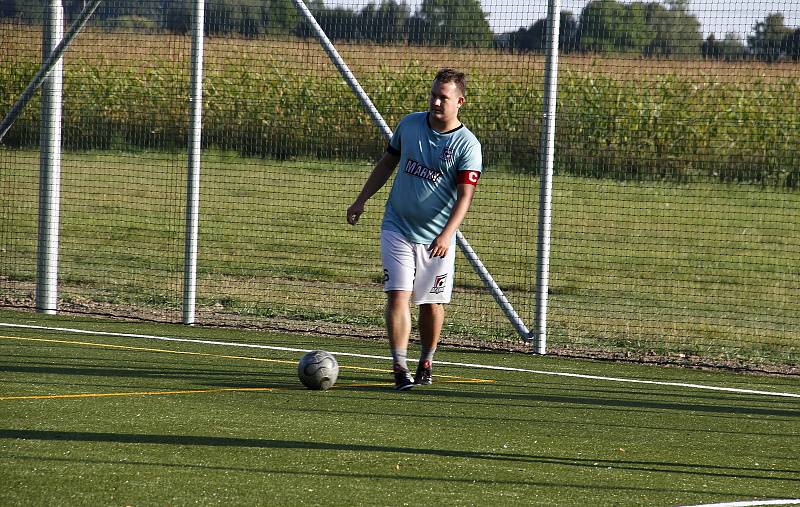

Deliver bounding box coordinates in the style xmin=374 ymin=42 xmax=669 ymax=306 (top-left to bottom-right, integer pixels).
xmin=380 ymin=229 xmax=455 ymax=305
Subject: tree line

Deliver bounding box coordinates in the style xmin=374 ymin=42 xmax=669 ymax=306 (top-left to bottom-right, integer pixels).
xmin=3 ymin=0 xmax=799 ymax=60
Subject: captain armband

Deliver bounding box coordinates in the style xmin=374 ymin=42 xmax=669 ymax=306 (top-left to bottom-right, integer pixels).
xmin=456 ymin=170 xmax=481 ymax=186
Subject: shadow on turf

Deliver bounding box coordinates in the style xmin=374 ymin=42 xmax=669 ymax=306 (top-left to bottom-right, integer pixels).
xmin=333 ymin=382 xmax=800 ymax=419
xmin=5 ymin=359 xmax=797 ymax=420
xmin=4 ymin=452 xmax=774 ymax=499
xmin=6 ymin=355 xmax=798 ymax=417
xmin=2 ymin=429 xmax=798 ymax=483
xmin=242 ymin=398 xmax=800 ymax=439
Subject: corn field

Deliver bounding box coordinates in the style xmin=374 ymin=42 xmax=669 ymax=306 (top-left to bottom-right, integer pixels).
xmin=2 ymin=24 xmax=799 ymax=186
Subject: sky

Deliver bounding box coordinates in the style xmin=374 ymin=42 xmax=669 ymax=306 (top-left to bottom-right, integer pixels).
xmin=332 ymin=0 xmax=800 ymax=39
xmin=484 ymin=0 xmax=800 ymax=38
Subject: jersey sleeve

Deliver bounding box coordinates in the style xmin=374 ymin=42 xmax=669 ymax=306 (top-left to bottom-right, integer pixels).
xmin=455 ymin=140 xmax=482 ymax=186
xmin=457 ymin=140 xmax=482 ymax=173
xmin=388 ymin=115 xmax=407 ymax=154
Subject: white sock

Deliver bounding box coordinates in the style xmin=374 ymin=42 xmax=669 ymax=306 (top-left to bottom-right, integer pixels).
xmin=392 ymin=348 xmax=409 ymax=371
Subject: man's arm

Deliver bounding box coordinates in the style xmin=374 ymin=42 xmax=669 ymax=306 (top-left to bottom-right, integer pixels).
xmin=427 ymin=182 xmax=476 ymax=258
xmin=346 ymin=151 xmax=400 ymax=226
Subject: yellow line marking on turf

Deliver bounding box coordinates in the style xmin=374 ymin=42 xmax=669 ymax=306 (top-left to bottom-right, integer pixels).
xmin=441 ymin=379 xmax=495 ymax=384
xmin=0 ymin=334 xmax=495 ymax=400
xmin=0 ymin=334 xmax=298 ymax=366
xmin=0 ymin=334 xmax=494 ymax=382
xmin=0 ymin=380 xmax=488 ymax=400
xmin=0 ymin=387 xmax=274 ymax=401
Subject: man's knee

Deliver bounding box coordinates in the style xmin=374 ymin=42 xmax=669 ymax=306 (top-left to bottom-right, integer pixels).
xmin=386 ymin=290 xmax=412 ymax=310
xmin=419 ymin=302 xmax=443 ymax=314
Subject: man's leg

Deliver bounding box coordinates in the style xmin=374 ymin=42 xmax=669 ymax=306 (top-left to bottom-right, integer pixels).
xmin=411 ymin=239 xmax=453 ymax=385
xmin=386 ymin=290 xmax=415 ymax=390
xmin=415 ymin=303 xmax=443 ymax=384
xmin=380 ymin=230 xmax=417 ymax=390
xmin=418 ymin=303 xmax=443 ymax=357
xmin=386 ymin=290 xmax=412 ymax=369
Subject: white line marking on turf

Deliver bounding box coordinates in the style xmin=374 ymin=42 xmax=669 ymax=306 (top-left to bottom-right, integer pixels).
xmin=2 ymin=322 xmax=799 ymax=399
xmin=680 ymin=500 xmax=800 ymax=507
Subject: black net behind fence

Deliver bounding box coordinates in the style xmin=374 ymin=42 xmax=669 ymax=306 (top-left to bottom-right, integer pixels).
xmin=1 ymin=0 xmax=798 ymax=370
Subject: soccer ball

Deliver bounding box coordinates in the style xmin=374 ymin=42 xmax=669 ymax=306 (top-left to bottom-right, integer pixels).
xmin=297 ymin=350 xmax=339 ymax=390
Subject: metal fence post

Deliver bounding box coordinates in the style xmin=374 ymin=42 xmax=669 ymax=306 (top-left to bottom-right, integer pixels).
xmin=36 ymin=0 xmax=64 ymax=315
xmin=534 ymin=0 xmax=561 ymax=354
xmin=183 ymin=0 xmax=204 ymax=325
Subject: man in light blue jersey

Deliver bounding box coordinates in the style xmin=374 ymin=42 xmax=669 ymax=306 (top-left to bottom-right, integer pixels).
xmin=346 ymin=68 xmax=482 ymax=390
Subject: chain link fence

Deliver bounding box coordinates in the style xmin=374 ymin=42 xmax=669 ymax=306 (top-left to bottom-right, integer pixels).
xmin=1 ymin=0 xmax=798 ymax=370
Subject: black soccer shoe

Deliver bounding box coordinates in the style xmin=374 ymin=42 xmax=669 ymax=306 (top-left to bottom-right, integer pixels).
xmin=414 ymin=360 xmax=433 ymax=385
xmin=394 ymin=368 xmax=415 ymax=391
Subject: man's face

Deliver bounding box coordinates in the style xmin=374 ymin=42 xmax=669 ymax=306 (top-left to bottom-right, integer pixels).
xmin=428 ymin=80 xmax=464 ymax=125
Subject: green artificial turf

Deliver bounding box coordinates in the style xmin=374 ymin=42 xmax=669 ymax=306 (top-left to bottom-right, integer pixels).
xmin=1 ymin=309 xmax=798 ymax=505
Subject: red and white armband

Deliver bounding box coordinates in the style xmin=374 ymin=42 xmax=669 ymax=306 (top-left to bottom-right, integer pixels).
xmin=456 ymin=170 xmax=481 ymax=186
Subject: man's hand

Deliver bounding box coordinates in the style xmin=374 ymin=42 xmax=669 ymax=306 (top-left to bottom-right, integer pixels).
xmin=428 ymin=233 xmax=452 ymax=258
xmin=426 ymin=183 xmax=475 ymax=257
xmin=346 ymin=152 xmax=399 ymax=227
xmin=347 ymin=201 xmax=365 ymax=225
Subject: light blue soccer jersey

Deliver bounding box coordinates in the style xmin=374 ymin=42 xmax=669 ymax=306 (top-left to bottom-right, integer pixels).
xmin=382 ymin=112 xmax=482 ymax=245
